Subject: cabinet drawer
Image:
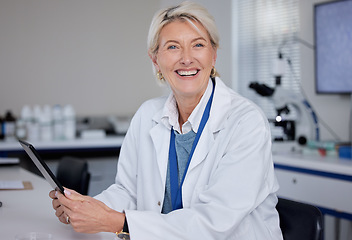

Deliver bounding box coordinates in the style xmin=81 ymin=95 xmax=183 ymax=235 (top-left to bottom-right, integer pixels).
xmin=275 ymin=168 xmax=352 ymax=214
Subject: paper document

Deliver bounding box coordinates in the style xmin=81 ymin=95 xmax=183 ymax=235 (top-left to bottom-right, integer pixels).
xmin=0 ymin=157 xmax=20 ymax=165
xmin=0 ymin=180 xmax=24 ymax=190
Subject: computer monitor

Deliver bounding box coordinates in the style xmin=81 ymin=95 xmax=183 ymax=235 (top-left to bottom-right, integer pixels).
xmin=314 ymin=0 xmax=352 ymax=94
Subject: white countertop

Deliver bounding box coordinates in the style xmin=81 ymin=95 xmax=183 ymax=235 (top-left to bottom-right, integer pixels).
xmin=273 ymin=152 xmax=352 ymax=176
xmin=0 ymin=136 xmax=124 ymax=152
xmin=0 ymin=166 xmax=116 ymax=240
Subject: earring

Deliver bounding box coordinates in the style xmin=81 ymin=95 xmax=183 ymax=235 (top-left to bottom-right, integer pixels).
xmin=210 ymin=67 xmax=217 ymax=78
xmin=157 ymin=71 xmax=165 ymax=82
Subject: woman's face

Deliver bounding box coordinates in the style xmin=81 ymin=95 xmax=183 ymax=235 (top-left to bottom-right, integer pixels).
xmin=151 ymin=19 xmax=217 ymax=101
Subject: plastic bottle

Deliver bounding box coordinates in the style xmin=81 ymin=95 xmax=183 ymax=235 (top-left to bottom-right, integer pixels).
xmin=16 ymin=119 xmax=26 ymax=140
xmin=63 ymin=104 xmax=76 ymax=140
xmin=17 ymin=105 xmax=32 ymax=140
xmin=52 ymin=104 xmax=64 ymax=140
xmin=3 ymin=110 xmax=16 ymax=142
xmin=29 ymin=105 xmax=41 ymax=141
xmin=40 ymin=105 xmax=53 ymax=141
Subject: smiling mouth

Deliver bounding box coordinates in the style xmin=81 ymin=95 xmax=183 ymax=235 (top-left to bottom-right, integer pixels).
xmin=176 ymin=69 xmax=199 ymax=77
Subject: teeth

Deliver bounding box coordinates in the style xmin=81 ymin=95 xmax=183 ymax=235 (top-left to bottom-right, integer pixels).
xmin=177 ymin=70 xmax=198 ymax=76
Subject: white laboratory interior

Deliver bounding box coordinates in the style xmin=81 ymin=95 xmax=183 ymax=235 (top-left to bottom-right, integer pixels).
xmin=0 ymin=0 xmax=351 ymax=240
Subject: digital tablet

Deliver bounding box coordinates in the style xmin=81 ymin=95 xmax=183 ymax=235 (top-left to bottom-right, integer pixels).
xmin=19 ymin=140 xmax=64 ymax=194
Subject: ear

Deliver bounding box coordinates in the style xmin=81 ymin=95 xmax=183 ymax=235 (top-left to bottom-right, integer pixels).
xmin=149 ymin=52 xmax=160 ymax=72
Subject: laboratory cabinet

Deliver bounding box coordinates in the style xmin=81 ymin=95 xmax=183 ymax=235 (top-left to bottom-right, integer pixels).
xmin=273 ymin=153 xmax=352 ymax=220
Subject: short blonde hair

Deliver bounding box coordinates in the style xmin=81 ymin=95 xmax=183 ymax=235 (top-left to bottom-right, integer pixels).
xmin=147 ymin=1 xmax=220 ymax=59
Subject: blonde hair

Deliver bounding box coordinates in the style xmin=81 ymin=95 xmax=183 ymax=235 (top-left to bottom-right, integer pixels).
xmin=147 ymin=1 xmax=220 ymax=59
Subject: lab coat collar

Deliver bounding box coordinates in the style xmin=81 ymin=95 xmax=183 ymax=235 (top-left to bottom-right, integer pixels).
xmin=152 ymin=77 xmax=231 ymax=133
xmin=209 ymin=77 xmax=232 ymax=133
xmin=150 ymin=77 xmax=232 ymax=184
xmin=160 ymin=79 xmax=213 ymax=134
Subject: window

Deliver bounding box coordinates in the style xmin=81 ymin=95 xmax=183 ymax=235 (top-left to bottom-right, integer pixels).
xmin=234 ymin=0 xmax=300 ymax=119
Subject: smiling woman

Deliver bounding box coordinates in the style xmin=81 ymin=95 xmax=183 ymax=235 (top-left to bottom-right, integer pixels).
xmin=150 ymin=19 xmax=217 ymax=125
xmin=49 ymin=2 xmax=283 ymax=240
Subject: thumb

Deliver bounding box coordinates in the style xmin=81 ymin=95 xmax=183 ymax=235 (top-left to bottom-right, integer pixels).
xmin=64 ymin=188 xmax=86 ymax=201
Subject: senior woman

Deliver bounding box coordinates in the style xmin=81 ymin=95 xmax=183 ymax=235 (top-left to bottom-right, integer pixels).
xmin=50 ymin=2 xmax=283 ymax=239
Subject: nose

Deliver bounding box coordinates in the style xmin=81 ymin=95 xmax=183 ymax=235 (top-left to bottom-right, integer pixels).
xmin=180 ymin=48 xmax=193 ymax=65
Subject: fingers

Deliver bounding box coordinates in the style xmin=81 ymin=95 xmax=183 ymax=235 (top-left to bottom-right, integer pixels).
xmin=58 ymin=211 xmax=70 ymax=225
xmin=53 ymin=196 xmax=123 ymax=233
xmin=63 ymin=188 xmax=86 ymax=201
xmin=55 ymin=188 xmax=86 ymax=214
xmin=55 ymin=204 xmax=64 ymax=218
xmin=50 ymin=189 xmax=71 ymax=225
xmin=51 ymin=187 xmax=101 ymax=231
xmin=52 ymin=197 xmax=61 ymax=210
xmin=49 ymin=190 xmax=57 ymax=199
xmin=51 ymin=190 xmax=64 ymax=222
xmin=56 ymin=189 xmax=73 ymax=206
xmin=52 ymin=201 xmax=70 ymax=225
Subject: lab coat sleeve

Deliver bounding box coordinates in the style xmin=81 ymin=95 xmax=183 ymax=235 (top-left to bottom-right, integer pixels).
xmin=125 ymin=107 xmax=280 ymax=240
xmin=94 ymin=110 xmax=142 ymax=212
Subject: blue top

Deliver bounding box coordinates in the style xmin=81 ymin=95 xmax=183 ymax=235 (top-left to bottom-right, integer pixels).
xmin=162 ymin=130 xmax=196 ymax=214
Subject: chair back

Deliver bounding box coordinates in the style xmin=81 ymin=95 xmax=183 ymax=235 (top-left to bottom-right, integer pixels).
xmin=56 ymin=157 xmax=90 ymax=195
xmin=276 ymin=198 xmax=324 ymax=240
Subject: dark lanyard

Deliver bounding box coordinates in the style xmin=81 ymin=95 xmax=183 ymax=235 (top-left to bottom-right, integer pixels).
xmin=169 ymin=78 xmax=215 ymax=211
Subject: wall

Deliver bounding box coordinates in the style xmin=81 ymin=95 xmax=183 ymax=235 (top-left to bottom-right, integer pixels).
xmin=1 ymin=0 xmax=349 ymax=142
xmin=0 ymin=0 xmax=232 ymax=118
xmin=299 ymin=0 xmax=351 ymax=142
xmin=0 ymin=0 xmax=162 ymax=117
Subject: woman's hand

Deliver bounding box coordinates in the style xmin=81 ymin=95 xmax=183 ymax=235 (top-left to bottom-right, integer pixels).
xmin=49 ymin=188 xmax=125 ymax=234
xmin=49 ymin=189 xmax=69 ymax=224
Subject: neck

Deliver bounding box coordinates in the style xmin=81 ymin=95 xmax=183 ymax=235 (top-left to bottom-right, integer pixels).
xmin=176 ymin=95 xmax=202 ymax=129
xmin=174 ymin=78 xmax=212 ymax=131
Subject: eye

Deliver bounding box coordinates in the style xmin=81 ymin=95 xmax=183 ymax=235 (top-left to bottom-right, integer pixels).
xmin=195 ymin=43 xmax=204 ymax=47
xmin=167 ymin=45 xmax=177 ymax=50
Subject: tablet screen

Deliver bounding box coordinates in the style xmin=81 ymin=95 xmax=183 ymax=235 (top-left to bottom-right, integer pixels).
xmin=19 ymin=140 xmax=64 ymax=194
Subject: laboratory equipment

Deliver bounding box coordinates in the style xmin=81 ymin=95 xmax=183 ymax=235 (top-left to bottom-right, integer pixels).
xmin=315 ymin=0 xmax=352 ymax=94
xmin=249 ymin=81 xmax=319 ymax=146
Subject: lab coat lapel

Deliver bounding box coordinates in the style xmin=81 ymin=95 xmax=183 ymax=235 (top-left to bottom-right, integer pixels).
xmin=186 ymin=77 xmax=231 ymax=173
xmin=149 ymin=120 xmax=169 ymax=187
xmin=186 ymin=124 xmax=214 ymax=172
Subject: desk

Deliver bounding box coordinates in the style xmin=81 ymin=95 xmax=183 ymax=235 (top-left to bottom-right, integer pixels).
xmin=0 ymin=136 xmax=124 ymax=154
xmin=273 ymin=152 xmax=352 ymax=220
xmin=0 ymin=166 xmax=116 ymax=240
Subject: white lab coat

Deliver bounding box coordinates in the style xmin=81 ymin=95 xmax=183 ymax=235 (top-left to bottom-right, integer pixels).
xmin=95 ymin=77 xmax=283 ymax=240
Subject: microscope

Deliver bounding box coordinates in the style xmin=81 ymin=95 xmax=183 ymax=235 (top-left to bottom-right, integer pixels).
xmin=249 ymin=54 xmax=319 ymax=148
